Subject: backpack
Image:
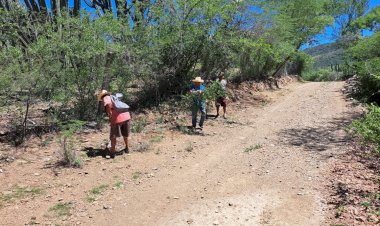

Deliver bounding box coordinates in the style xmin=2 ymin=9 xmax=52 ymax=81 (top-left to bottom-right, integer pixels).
xmin=110 ymin=93 xmax=130 ymax=113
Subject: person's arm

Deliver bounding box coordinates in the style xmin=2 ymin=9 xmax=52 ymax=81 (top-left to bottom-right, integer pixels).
xmin=103 ymin=96 xmax=113 ymax=123
xmin=190 ymin=85 xmax=197 ymax=94
xmin=105 ymin=105 xmax=112 ymax=120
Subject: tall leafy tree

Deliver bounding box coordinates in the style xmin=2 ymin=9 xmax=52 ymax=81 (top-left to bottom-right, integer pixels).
xmin=329 ymin=0 xmax=369 ymax=36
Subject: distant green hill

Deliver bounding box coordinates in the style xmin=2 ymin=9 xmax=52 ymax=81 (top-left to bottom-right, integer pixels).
xmin=303 ymin=42 xmax=345 ymax=69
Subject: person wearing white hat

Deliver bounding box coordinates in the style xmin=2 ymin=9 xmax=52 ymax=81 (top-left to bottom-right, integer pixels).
xmin=97 ymin=90 xmax=131 ymax=158
xmin=190 ymin=77 xmax=206 ymax=130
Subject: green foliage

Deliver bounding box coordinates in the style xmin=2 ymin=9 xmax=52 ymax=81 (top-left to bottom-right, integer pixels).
xmin=132 ymin=172 xmax=142 ymax=180
xmin=60 ymin=120 xmax=86 ymax=137
xmin=0 ymin=186 xmax=43 ymax=208
xmin=155 ymin=115 xmax=164 ymax=124
xmin=328 ymin=0 xmax=369 ymax=36
xmin=85 ymin=184 xmax=109 ymax=202
xmin=352 ymin=6 xmax=379 ymax=30
xmin=58 ymin=120 xmax=85 ymax=168
xmin=346 ymin=28 xmax=380 ymax=99
xmin=0 ymin=12 xmax=132 ymax=120
xmin=132 ymin=117 xmax=147 ymax=133
xmin=150 ymin=135 xmax=163 ymax=143
xmin=292 ymin=52 xmax=315 ymax=75
xmin=89 ymin=184 xmax=109 ymax=195
xmin=48 ymin=202 xmax=73 ymax=217
xmin=203 ymin=81 xmax=226 ymax=101
xmin=351 ymin=104 xmax=380 ymax=152
xmin=114 ymin=181 xmax=123 ymax=189
xmin=180 ymin=80 xmax=226 ymax=111
xmin=302 ymin=69 xmax=343 ymax=81
xmin=244 ymin=144 xmax=262 ymax=153
xmin=268 ymin=0 xmax=334 ymax=48
xmin=304 ymin=42 xmax=346 ymax=70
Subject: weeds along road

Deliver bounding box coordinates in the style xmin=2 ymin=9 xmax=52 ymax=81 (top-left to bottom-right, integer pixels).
xmin=0 ymin=81 xmax=357 ymax=226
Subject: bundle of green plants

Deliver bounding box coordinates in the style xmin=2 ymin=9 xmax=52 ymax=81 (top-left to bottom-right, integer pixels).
xmin=350 ymin=104 xmax=380 ymax=154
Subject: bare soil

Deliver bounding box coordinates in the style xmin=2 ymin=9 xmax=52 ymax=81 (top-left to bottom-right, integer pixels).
xmin=0 ymin=81 xmax=370 ymax=226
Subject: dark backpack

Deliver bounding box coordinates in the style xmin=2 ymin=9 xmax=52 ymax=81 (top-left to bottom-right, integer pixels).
xmin=110 ymin=93 xmax=130 ymax=113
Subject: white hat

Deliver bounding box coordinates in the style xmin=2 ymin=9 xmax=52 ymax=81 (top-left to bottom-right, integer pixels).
xmin=192 ymin=77 xmax=204 ymax=83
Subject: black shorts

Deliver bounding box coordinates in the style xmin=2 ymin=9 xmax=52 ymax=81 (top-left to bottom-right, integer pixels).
xmin=215 ymin=96 xmax=227 ymax=107
xmin=110 ymin=120 xmax=131 ymax=139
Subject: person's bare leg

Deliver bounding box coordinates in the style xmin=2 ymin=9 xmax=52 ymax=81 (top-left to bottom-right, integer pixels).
xmin=123 ymin=136 xmax=130 ymax=153
xmin=110 ymin=137 xmax=117 ymax=158
xmin=223 ymin=105 xmax=227 ymax=118
xmin=216 ymin=105 xmax=220 ymax=118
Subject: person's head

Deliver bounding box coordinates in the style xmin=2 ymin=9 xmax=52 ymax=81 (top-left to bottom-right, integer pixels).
xmin=96 ymin=90 xmax=110 ymax=102
xmin=192 ymin=77 xmax=204 ymax=88
xmin=218 ymin=72 xmax=225 ymax=80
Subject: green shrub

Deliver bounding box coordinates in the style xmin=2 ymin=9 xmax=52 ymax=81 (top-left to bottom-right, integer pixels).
xmin=132 ymin=117 xmax=147 ymax=133
xmin=48 ymin=202 xmax=73 ymax=217
xmin=350 ymin=104 xmax=380 ymax=153
xmin=302 ymin=68 xmax=343 ymax=81
xmin=353 ymin=58 xmax=380 ymax=99
xmin=302 ymin=69 xmax=343 ymax=82
xmin=58 ymin=120 xmax=85 ymax=167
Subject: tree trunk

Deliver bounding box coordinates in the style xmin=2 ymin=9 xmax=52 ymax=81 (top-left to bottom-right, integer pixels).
xmin=97 ymin=52 xmax=115 ymax=117
xmin=39 ymin=0 xmax=48 ymax=14
xmin=29 ymin=0 xmax=40 ymax=12
xmin=22 ymin=91 xmax=31 ymax=143
xmin=73 ymin=0 xmax=81 ymax=16
xmin=271 ymin=56 xmax=291 ymax=78
xmin=51 ymin=0 xmax=57 ymax=15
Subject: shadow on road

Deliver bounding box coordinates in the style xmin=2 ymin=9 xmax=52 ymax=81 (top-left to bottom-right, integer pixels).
xmin=278 ymin=112 xmax=362 ymax=152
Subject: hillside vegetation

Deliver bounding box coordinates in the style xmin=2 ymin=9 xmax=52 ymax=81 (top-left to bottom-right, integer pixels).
xmin=304 ymin=42 xmax=345 ymax=69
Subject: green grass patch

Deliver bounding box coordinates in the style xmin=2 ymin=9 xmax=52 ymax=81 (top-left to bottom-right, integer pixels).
xmin=244 ymin=144 xmax=262 ymax=153
xmin=0 ymin=186 xmax=43 ymax=207
xmin=176 ymin=126 xmax=196 ymax=135
xmin=155 ymin=115 xmax=164 ymax=124
xmin=361 ymin=201 xmax=371 ymax=208
xmin=150 ymin=135 xmax=164 ymax=143
xmin=48 ymin=202 xmax=73 ymax=217
xmin=185 ymin=142 xmax=194 ymax=152
xmin=85 ymin=184 xmax=109 ymax=203
xmin=85 ymin=196 xmax=96 ymax=203
xmin=335 ymin=205 xmax=345 ymax=218
xmin=89 ymin=184 xmax=109 ymax=195
xmin=132 ymin=172 xmax=142 ymax=180
xmin=114 ymin=181 xmax=123 ymax=189
xmin=134 ymin=141 xmax=151 ymax=152
xmin=132 ymin=117 xmax=147 ymax=133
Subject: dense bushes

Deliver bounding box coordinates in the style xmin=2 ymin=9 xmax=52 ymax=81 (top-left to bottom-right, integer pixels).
xmin=344 ymin=7 xmax=380 ymax=100
xmin=351 ymin=104 xmax=380 ymax=153
xmin=302 ymin=69 xmax=343 ymax=81
xmin=348 ymin=7 xmax=380 ymax=155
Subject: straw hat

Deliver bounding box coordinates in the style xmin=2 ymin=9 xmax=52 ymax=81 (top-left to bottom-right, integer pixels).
xmin=192 ymin=77 xmax=204 ymax=83
xmin=96 ymin=90 xmax=110 ymax=101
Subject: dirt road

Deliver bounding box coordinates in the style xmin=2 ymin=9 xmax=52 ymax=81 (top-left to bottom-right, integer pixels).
xmin=0 ymin=81 xmax=357 ymax=226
